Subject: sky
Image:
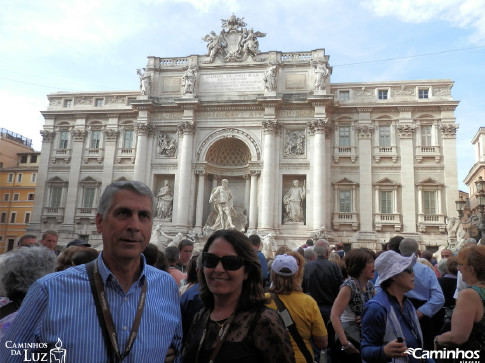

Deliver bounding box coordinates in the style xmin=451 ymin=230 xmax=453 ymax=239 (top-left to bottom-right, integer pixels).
xmin=1 ymin=0 xmax=484 ymax=191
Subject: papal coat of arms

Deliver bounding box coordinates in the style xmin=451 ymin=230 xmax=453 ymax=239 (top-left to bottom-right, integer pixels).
xmin=202 ymin=14 xmax=266 ymax=63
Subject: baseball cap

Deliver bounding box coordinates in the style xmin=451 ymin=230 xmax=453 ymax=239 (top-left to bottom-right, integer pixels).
xmin=66 ymin=239 xmax=91 ymax=248
xmin=375 ymin=250 xmax=417 ymax=284
xmin=271 ymin=254 xmax=298 ymax=277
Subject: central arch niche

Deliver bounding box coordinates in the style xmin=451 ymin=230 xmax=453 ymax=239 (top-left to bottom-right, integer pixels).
xmin=205 ymin=138 xmax=251 ymax=168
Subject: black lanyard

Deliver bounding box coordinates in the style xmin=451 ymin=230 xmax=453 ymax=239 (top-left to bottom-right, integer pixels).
xmin=86 ymin=260 xmax=147 ymax=362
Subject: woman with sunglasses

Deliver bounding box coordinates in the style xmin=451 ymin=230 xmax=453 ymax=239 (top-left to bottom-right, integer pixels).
xmin=181 ymin=229 xmax=295 ymax=363
xmin=360 ymin=251 xmax=424 ymax=363
xmin=434 ymin=245 xmax=485 ymax=359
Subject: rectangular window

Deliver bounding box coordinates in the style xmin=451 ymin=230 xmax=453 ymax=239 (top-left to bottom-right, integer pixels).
xmin=13 ymin=193 xmax=19 ymax=201
xmin=64 ymin=99 xmax=72 ymax=107
xmin=339 ymin=90 xmax=350 ymax=101
xmin=379 ymin=126 xmax=391 ymax=147
xmin=50 ymin=187 xmax=63 ymax=208
xmin=7 ymin=174 xmax=13 ymax=183
xmin=17 ymin=174 xmax=22 ymax=183
xmin=20 ymin=155 xmax=28 ymax=163
xmin=30 ymin=155 xmax=37 ymax=163
xmin=24 ymin=212 xmax=31 ymax=224
xmin=339 ymin=190 xmax=352 ymax=213
xmin=59 ymin=131 xmax=69 ymax=149
xmin=28 ymin=193 xmax=35 ymax=200
xmin=421 ymin=125 xmax=432 ymax=146
xmin=339 ymin=126 xmax=351 ymax=146
xmin=380 ymin=191 xmax=393 ymax=214
xmin=3 ymin=194 xmax=9 ymax=201
xmin=10 ymin=212 xmax=16 ymax=224
xmin=31 ymin=173 xmax=37 ymax=183
xmin=123 ymin=130 xmax=134 ymax=149
xmin=418 ymin=89 xmax=429 ymax=99
xmin=90 ymin=130 xmax=102 ymax=149
xmin=423 ymin=191 xmax=437 ymax=214
xmin=1 ymin=213 xmax=6 ymax=223
xmin=95 ymin=98 xmax=104 ymax=107
xmin=378 ymin=90 xmax=388 ymax=100
xmin=83 ymin=188 xmax=96 ymax=208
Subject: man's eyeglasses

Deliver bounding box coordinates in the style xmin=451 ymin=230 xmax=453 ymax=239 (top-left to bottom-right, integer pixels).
xmin=403 ymin=267 xmax=414 ymax=274
xmin=202 ymin=252 xmax=244 ymax=271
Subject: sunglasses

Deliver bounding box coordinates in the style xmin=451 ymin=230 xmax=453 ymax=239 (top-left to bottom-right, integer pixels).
xmin=202 ymin=252 xmax=244 ymax=271
xmin=403 ymin=267 xmax=414 ymax=274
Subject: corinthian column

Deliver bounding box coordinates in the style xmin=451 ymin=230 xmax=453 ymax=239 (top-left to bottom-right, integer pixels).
xmin=249 ymin=171 xmax=260 ymax=230
xmin=194 ymin=170 xmax=206 ymax=232
xmin=310 ymin=119 xmax=328 ymax=229
xmin=133 ymin=122 xmax=154 ymax=182
xmin=28 ymin=129 xmax=55 ymax=232
xmin=260 ymin=120 xmax=278 ymax=230
xmin=175 ymin=121 xmax=195 ymax=228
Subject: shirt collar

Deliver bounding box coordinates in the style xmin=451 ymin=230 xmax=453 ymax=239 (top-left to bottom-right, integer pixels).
xmin=97 ymin=252 xmax=147 ymax=287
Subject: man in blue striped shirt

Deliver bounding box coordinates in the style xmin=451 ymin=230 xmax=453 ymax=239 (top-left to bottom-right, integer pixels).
xmin=0 ymin=181 xmax=182 ymax=362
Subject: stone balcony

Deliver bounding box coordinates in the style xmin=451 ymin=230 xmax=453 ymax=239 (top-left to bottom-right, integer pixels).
xmin=374 ymin=213 xmax=402 ymax=232
xmin=332 ymin=212 xmax=359 ymax=231
xmin=417 ymin=213 xmax=446 ymax=232
xmin=373 ymin=145 xmax=398 ymax=163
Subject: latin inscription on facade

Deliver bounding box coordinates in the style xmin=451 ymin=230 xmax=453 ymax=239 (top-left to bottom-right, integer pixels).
xmin=199 ymin=72 xmax=264 ymax=93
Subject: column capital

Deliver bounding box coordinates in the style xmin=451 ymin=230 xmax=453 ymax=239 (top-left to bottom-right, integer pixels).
xmin=194 ymin=169 xmax=206 ymax=176
xmin=40 ymin=130 xmax=55 ymax=143
xmin=177 ymin=121 xmax=195 ymax=135
xmin=440 ymin=124 xmax=459 ymax=138
xmin=135 ymin=122 xmax=155 ymax=136
xmin=307 ymin=118 xmax=330 ymax=134
xmin=397 ymin=124 xmax=416 ymax=138
xmin=250 ymin=170 xmax=261 ymax=177
xmin=356 ymin=125 xmax=374 ymax=139
xmin=71 ymin=129 xmax=86 ymax=142
xmin=262 ymin=119 xmax=279 ymax=133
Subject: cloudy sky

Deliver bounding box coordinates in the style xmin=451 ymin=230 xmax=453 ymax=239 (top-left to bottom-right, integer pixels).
xmin=1 ymin=0 xmax=484 ymax=190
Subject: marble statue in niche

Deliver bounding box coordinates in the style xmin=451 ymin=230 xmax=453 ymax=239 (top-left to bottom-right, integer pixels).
xmin=283 ymin=179 xmax=306 ymax=223
xmin=156 ymin=180 xmax=174 ymax=221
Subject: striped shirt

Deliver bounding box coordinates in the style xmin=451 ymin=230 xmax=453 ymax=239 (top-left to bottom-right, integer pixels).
xmin=0 ymin=253 xmax=182 ymax=362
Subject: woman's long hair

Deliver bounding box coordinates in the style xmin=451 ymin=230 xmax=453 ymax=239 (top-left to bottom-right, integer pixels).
xmin=198 ymin=229 xmax=268 ymax=311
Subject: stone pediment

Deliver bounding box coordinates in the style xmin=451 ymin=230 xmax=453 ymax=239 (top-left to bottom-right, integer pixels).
xmin=416 ymin=178 xmax=443 ymax=186
xmin=80 ymin=176 xmax=100 ymax=184
xmin=374 ymin=177 xmax=399 ymax=186
xmin=202 ymin=14 xmax=266 ymax=63
xmin=333 ymin=178 xmax=357 ymax=185
xmin=47 ymin=176 xmax=68 ymax=184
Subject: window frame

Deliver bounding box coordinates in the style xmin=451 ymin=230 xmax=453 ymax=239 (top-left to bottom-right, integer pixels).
xmin=379 ymin=125 xmax=391 ymax=147
xmin=338 ymin=190 xmax=352 ymax=213
xmin=9 ymin=212 xmax=16 ymax=224
xmin=338 ymin=126 xmax=351 ymax=147
xmin=378 ymin=89 xmax=388 ymax=100
xmin=59 ymin=130 xmax=70 ymax=149
xmin=380 ymin=190 xmax=393 ymax=214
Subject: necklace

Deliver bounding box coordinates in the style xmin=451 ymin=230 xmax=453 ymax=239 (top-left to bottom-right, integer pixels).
xmin=213 ymin=318 xmax=228 ymax=330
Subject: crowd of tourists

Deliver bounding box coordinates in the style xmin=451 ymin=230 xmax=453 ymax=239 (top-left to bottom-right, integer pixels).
xmin=0 ymin=180 xmax=484 ymax=363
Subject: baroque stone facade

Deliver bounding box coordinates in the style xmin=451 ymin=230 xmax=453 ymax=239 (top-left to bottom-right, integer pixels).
xmin=28 ymin=16 xmax=459 ymax=250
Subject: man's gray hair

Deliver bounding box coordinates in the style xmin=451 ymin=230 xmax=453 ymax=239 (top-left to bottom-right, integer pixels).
xmin=303 ymin=246 xmax=315 ymax=260
xmin=97 ymin=180 xmax=155 ymax=218
xmin=399 ymin=238 xmax=419 ymax=257
xmin=436 ymin=258 xmax=448 ymax=276
xmin=0 ymin=246 xmax=56 ymax=301
xmin=314 ymin=239 xmax=330 ymax=257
